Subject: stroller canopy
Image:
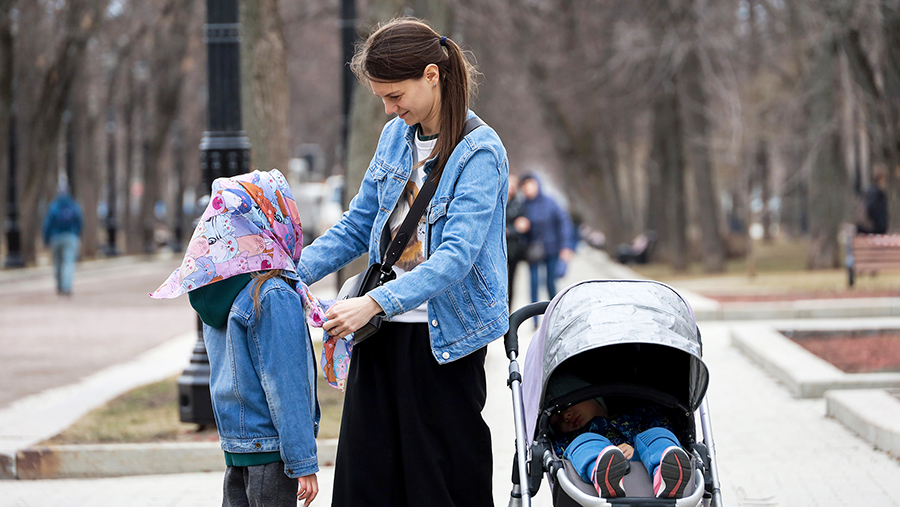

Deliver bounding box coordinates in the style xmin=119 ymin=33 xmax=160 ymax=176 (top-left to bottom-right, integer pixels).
xmin=522 ymin=280 xmax=710 ymax=441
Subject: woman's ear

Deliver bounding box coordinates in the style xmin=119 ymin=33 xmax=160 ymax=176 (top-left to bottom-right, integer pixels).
xmin=424 ymin=64 xmax=440 ymax=87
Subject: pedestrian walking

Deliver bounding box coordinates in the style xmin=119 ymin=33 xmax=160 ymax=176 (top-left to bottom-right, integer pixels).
xmin=507 ymin=174 xmax=529 ymax=304
xmin=519 ymin=174 xmax=574 ymax=304
xmin=151 ymin=170 xmax=327 ymax=507
xmin=42 ymin=184 xmax=83 ymax=296
xmin=296 ymin=17 xmax=509 ymax=507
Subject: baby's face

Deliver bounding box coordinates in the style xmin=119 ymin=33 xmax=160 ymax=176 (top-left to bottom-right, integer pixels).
xmin=551 ymin=399 xmax=605 ymax=434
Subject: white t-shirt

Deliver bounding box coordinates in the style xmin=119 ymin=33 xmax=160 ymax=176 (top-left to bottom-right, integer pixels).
xmin=385 ymin=129 xmax=437 ymax=323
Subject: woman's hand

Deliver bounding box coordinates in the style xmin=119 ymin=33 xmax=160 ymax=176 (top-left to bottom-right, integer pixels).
xmin=297 ymin=473 xmax=318 ymax=506
xmin=323 ymin=295 xmax=383 ymax=339
xmin=559 ymin=248 xmax=574 ymax=263
xmin=617 ymin=443 xmax=634 ymax=460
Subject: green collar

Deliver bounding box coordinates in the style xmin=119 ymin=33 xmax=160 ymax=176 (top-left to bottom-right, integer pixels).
xmin=416 ymin=124 xmax=439 ymax=142
xmin=188 ymin=273 xmax=254 ymax=329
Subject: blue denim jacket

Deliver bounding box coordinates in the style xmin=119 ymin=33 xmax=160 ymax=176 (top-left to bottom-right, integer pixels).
xmin=202 ymin=277 xmax=320 ymax=478
xmin=298 ymin=112 xmax=510 ymax=363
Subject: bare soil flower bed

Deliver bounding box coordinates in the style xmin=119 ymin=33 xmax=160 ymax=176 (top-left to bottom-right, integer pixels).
xmin=788 ymin=330 xmax=900 ymax=374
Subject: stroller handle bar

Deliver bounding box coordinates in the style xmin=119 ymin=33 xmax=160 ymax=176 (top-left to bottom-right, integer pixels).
xmin=505 ymin=301 xmax=550 ymax=357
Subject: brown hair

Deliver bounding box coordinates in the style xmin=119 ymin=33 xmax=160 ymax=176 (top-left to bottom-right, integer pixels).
xmin=250 ymin=269 xmax=284 ymax=315
xmin=350 ymin=17 xmax=477 ymax=177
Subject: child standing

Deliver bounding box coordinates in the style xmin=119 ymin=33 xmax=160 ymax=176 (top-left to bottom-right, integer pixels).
xmin=152 ymin=169 xmax=325 ymax=506
xmin=547 ymin=373 xmax=692 ymax=500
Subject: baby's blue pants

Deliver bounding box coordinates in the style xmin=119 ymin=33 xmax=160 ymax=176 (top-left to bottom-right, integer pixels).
xmin=563 ymin=427 xmax=680 ymax=484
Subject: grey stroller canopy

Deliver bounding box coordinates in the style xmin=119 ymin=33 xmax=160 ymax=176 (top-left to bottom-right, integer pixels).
xmin=522 ymin=280 xmax=711 ymax=441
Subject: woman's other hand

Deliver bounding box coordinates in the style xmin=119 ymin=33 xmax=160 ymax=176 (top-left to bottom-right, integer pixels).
xmin=559 ymin=248 xmax=574 ymax=263
xmin=324 ymin=295 xmax=383 ymax=339
xmin=297 ymin=473 xmax=319 ymax=506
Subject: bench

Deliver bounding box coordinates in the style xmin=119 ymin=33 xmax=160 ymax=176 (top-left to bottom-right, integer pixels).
xmin=846 ymin=233 xmax=900 ymax=286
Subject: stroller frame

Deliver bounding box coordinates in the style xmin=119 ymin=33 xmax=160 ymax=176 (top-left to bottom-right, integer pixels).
xmin=505 ymin=280 xmax=724 ymax=507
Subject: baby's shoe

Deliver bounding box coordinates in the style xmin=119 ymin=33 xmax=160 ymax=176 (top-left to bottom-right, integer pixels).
xmin=653 ymin=446 xmax=692 ymax=498
xmin=592 ymin=445 xmax=627 ymax=498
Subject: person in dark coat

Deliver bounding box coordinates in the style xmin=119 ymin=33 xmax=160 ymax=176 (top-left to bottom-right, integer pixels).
xmin=856 ymin=170 xmax=888 ymax=235
xmin=520 ymin=174 xmax=574 ymax=304
xmin=42 ymin=185 xmax=83 ymax=295
xmin=506 ymin=174 xmax=528 ymax=304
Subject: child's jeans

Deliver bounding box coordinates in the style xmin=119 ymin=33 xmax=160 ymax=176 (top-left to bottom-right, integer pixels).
xmin=563 ymin=427 xmax=681 ymax=485
xmin=223 ymin=462 xmax=296 ymax=507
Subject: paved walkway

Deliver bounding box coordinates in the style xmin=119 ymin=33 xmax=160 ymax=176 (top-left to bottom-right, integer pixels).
xmin=2 ymin=249 xmax=900 ymax=506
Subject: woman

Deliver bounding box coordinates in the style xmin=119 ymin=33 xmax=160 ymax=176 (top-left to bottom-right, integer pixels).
xmin=297 ymin=17 xmax=509 ymax=507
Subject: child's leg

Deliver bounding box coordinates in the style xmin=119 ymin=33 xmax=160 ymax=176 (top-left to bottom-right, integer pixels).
xmin=564 ymin=433 xmax=627 ymax=498
xmin=563 ymin=433 xmax=612 ymax=483
xmin=222 ymin=463 xmax=297 ymax=507
xmin=634 ymin=427 xmax=691 ymax=498
xmin=633 ymin=427 xmax=680 ymax=477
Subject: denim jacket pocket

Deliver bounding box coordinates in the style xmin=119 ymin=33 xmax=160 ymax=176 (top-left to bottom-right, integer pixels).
xmin=427 ymin=199 xmax=449 ymax=224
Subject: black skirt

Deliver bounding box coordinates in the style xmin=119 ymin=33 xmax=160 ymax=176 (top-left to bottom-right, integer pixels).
xmin=331 ymin=321 xmax=494 ymax=507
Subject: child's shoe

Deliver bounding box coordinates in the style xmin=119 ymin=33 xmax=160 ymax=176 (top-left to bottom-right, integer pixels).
xmin=591 ymin=445 xmax=627 ymax=498
xmin=653 ymin=446 xmax=692 ymax=498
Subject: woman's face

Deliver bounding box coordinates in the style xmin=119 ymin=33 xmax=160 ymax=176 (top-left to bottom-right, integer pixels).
xmin=370 ymin=66 xmax=441 ymax=136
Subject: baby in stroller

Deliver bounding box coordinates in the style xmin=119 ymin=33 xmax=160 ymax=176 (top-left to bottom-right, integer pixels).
xmin=547 ymin=373 xmax=692 ymax=500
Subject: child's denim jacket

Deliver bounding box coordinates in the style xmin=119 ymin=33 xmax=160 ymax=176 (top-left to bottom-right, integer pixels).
xmin=203 ymin=277 xmax=320 ymax=478
xmin=298 ymin=112 xmax=510 ymax=363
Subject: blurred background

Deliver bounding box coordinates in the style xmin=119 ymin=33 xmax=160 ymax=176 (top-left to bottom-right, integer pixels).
xmin=1 ymin=0 xmax=899 ymax=274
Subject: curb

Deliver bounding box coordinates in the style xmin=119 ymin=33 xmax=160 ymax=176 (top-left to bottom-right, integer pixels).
xmin=826 ymin=389 xmax=900 ymax=459
xmin=731 ymin=320 xmax=900 ymax=398
xmin=3 ymin=439 xmax=338 ymax=480
xmin=693 ymin=297 xmax=900 ymax=321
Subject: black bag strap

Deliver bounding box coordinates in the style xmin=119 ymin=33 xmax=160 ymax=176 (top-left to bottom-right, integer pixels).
xmin=379 ymin=117 xmax=486 ymax=276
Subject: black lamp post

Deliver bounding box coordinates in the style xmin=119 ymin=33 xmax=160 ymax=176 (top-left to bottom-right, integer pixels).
xmin=338 ymin=0 xmax=356 ymax=175
xmin=177 ymin=0 xmax=250 ymax=426
xmin=104 ymin=108 xmax=118 ymax=257
xmin=4 ymin=110 xmax=23 ymax=268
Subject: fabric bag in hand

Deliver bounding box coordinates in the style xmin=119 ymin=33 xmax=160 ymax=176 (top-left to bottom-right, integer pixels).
xmin=336 ymin=263 xmax=396 ymax=344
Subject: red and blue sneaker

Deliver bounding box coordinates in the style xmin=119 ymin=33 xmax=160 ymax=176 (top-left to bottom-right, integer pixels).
xmin=653 ymin=446 xmax=692 ymax=498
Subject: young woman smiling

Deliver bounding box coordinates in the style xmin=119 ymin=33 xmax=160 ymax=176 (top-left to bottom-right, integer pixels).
xmin=297 ymin=17 xmax=509 ymax=507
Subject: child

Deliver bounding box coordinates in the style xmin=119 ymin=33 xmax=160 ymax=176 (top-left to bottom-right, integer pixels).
xmin=547 ymin=373 xmax=692 ymax=499
xmin=151 ymin=169 xmax=327 ymax=507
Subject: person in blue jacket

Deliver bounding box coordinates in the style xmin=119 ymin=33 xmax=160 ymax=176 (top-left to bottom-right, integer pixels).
xmin=519 ymin=173 xmax=575 ymax=304
xmin=296 ymin=17 xmax=509 ymax=507
xmin=42 ymin=184 xmax=83 ymax=295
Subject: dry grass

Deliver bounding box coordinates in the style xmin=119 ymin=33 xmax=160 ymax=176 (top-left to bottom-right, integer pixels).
xmin=633 ymin=236 xmax=900 ymax=298
xmin=43 ymin=337 xmax=345 ymax=445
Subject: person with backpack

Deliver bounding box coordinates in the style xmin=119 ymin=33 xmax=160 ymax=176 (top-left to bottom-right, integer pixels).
xmin=42 ymin=185 xmax=83 ymax=295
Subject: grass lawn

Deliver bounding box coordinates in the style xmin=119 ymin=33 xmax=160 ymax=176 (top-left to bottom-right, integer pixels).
xmin=42 ymin=335 xmax=344 ymax=445
xmin=632 ymin=236 xmax=900 ymax=299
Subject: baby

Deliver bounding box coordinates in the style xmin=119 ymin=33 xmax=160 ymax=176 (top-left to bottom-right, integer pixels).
xmin=547 ymin=373 xmax=692 ymax=499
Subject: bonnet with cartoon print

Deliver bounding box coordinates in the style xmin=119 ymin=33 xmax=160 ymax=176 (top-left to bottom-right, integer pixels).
xmin=150 ymin=169 xmax=352 ymax=390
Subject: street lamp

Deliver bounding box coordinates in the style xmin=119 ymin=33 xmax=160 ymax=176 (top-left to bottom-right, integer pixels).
xmin=177 ymin=0 xmax=250 ymax=426
xmin=104 ymin=107 xmax=118 ymax=257
xmin=4 ymin=110 xmax=23 ymax=268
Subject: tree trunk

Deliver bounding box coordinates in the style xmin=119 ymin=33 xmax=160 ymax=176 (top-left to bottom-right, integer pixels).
xmin=138 ymin=0 xmax=195 ymax=253
xmin=241 ymin=0 xmax=290 ymax=175
xmin=806 ymin=39 xmax=846 ymax=269
xmin=675 ymin=4 xmax=725 ymax=272
xmin=0 ymin=1 xmax=12 ymax=257
xmin=72 ymin=79 xmax=100 ymax=259
xmin=647 ymin=84 xmax=688 ymax=270
xmin=19 ymin=0 xmax=105 ymax=265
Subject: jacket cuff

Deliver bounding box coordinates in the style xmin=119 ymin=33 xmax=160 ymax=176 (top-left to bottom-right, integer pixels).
xmin=283 ymin=456 xmax=319 ymax=479
xmin=368 ymin=286 xmax=400 ymax=318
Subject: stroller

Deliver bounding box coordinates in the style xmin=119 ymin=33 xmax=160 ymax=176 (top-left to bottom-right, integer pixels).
xmin=505 ymin=280 xmax=723 ymax=507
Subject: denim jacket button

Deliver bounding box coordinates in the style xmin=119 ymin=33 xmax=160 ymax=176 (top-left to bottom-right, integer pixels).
xmin=254 ymin=442 xmax=261 ymax=449
xmin=442 ymin=352 xmax=450 ymax=360
xmin=431 ymin=319 xmax=438 ymax=327
xmin=288 ymin=468 xmax=294 ymax=475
